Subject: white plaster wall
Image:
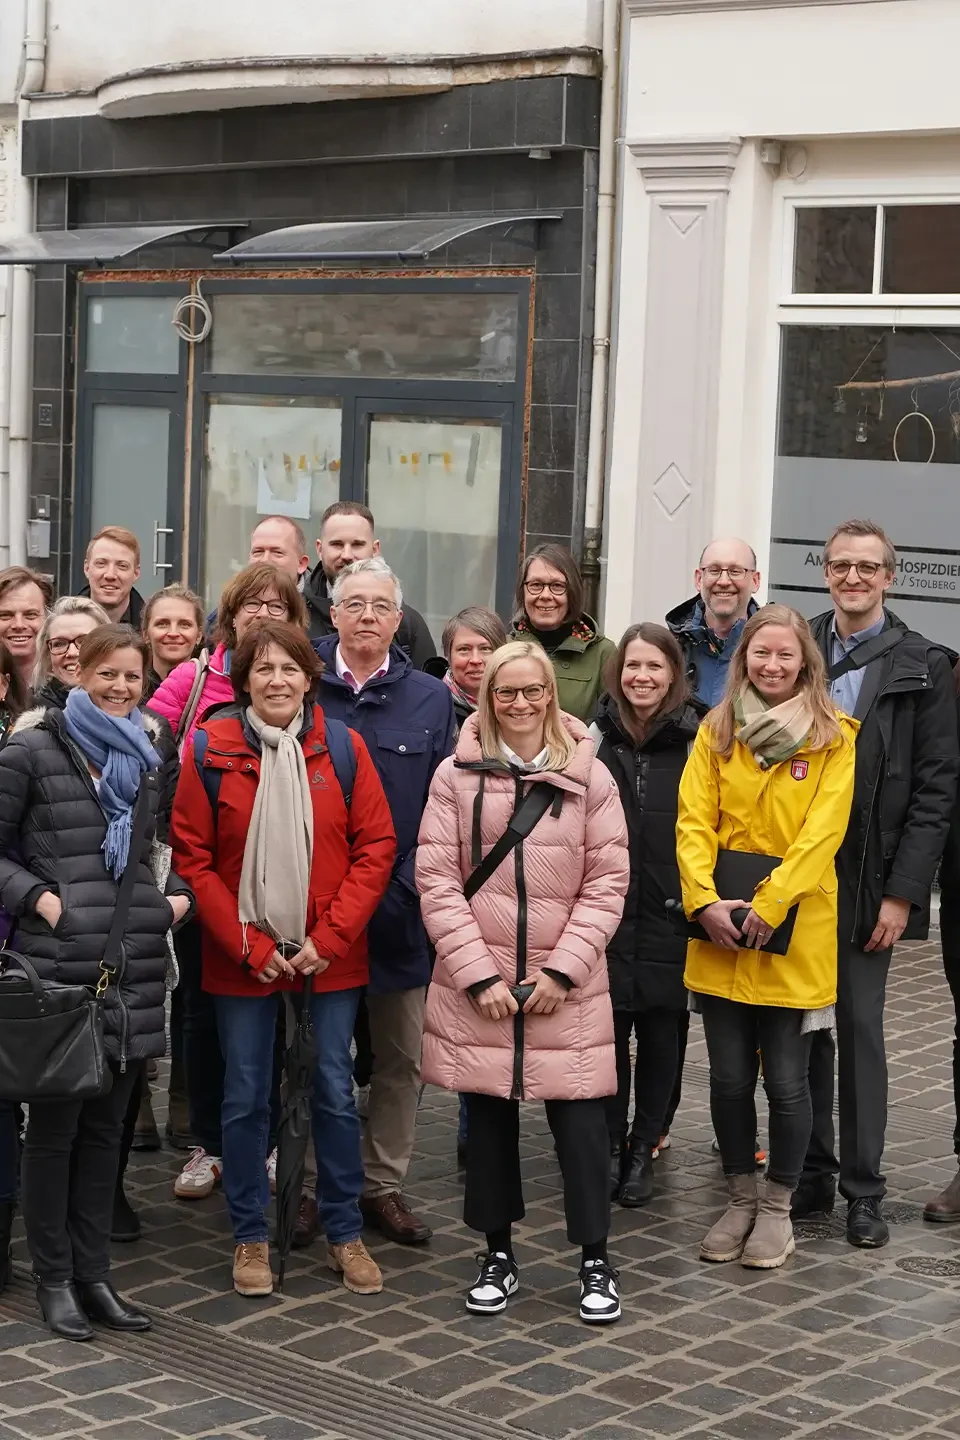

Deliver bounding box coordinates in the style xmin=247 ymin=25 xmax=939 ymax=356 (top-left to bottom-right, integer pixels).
xmin=0 ymin=0 xmax=26 ymax=107
xmin=627 ymin=0 xmax=960 ymax=141
xmin=43 ymin=0 xmax=601 ymax=94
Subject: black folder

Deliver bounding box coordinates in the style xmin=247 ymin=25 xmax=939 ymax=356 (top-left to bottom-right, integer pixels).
xmin=666 ymin=850 xmax=798 ymax=955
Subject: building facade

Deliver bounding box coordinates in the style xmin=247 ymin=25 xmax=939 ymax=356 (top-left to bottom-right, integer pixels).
xmin=605 ymin=0 xmax=960 ymax=647
xmin=2 ymin=0 xmax=604 ymax=638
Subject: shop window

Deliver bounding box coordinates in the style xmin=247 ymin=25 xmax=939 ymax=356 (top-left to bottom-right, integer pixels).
xmin=85 ymin=294 xmax=181 ymax=374
xmin=770 ymin=324 xmax=960 ymax=646
xmin=881 ymin=206 xmax=960 ymax=294
xmin=202 ymin=394 xmax=341 ymax=608
xmin=793 ymin=208 xmax=876 ymax=294
xmin=210 ymin=291 xmax=519 ymax=382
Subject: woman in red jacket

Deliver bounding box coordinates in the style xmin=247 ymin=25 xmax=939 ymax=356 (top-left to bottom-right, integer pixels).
xmin=170 ymin=620 xmax=395 ymax=1302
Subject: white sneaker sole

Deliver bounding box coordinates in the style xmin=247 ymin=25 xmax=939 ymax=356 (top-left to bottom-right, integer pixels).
xmin=580 ymin=1302 xmax=621 ymax=1324
xmin=465 ymin=1274 xmax=519 ymax=1314
xmin=174 ymin=1178 xmax=220 ymax=1200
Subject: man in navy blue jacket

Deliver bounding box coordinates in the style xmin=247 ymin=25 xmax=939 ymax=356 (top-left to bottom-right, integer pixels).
xmin=314 ymin=557 xmax=455 ymax=1246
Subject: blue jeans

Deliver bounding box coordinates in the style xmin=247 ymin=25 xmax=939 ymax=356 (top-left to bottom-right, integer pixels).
xmin=0 ymin=1102 xmax=19 ymax=1203
xmin=214 ymin=987 xmax=363 ymax=1245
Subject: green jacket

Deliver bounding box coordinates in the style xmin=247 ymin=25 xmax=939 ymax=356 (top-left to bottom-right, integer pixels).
xmin=510 ymin=614 xmax=616 ymax=723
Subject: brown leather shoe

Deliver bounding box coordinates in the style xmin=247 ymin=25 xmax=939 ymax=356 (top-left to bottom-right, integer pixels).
xmin=293 ymin=1194 xmax=319 ymax=1248
xmin=924 ymin=1163 xmax=960 ymax=1222
xmin=360 ymin=1192 xmax=432 ymax=1245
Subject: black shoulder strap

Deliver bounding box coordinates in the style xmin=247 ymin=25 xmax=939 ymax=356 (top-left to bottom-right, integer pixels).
xmin=827 ymin=628 xmax=902 ymax=683
xmin=98 ymin=783 xmax=154 ymax=989
xmin=464 ymin=782 xmax=559 ymax=902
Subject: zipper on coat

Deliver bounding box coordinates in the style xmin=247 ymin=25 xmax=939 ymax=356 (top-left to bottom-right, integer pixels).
xmin=512 ymin=775 xmax=527 ymax=1101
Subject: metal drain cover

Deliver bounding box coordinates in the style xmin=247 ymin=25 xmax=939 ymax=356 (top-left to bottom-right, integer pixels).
xmin=898 ymin=1256 xmax=960 ymax=1277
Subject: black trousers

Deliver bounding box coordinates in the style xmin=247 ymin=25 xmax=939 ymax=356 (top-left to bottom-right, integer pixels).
xmin=463 ymin=1092 xmax=610 ymax=1246
xmin=607 ymin=1009 xmax=682 ymax=1147
xmin=353 ymin=994 xmax=373 ymax=1089
xmin=940 ymin=883 xmax=960 ymax=1155
xmin=802 ymin=898 xmax=892 ymax=1200
xmin=22 ymin=1062 xmax=142 ymax=1284
xmin=700 ymin=995 xmax=813 ymax=1191
xmin=663 ymin=1009 xmax=690 ymax=1133
xmin=178 ymin=919 xmax=225 ymax=1154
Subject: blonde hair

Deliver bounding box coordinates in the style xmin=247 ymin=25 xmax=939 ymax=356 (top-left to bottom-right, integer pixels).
xmin=477 ymin=641 xmax=577 ymax=772
xmin=706 ymin=604 xmax=842 ymax=757
xmin=34 ymin=595 xmax=110 ymax=685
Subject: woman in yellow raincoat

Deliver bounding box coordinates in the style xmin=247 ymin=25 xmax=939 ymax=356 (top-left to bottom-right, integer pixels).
xmin=677 ymin=604 xmax=856 ymax=1272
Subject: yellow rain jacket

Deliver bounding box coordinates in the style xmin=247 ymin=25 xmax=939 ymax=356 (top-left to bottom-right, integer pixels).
xmin=677 ymin=715 xmax=858 ymax=1009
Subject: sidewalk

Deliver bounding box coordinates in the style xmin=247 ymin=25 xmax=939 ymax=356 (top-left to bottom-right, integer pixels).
xmin=3 ymin=938 xmax=960 ymax=1440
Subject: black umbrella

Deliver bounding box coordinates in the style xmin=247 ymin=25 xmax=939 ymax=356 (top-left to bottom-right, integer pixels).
xmin=274 ymin=973 xmax=316 ymax=1292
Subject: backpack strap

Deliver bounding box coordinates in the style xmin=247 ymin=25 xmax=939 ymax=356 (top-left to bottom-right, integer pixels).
xmin=175 ymin=650 xmax=211 ymax=750
xmin=826 ymin=628 xmax=902 ymax=682
xmin=191 ymin=727 xmax=222 ymax=812
xmin=323 ymin=717 xmax=356 ymax=811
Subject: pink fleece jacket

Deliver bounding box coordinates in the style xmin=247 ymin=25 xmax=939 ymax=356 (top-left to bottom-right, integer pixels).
xmin=147 ymin=643 xmax=234 ymax=748
xmin=416 ymin=712 xmax=629 ymax=1102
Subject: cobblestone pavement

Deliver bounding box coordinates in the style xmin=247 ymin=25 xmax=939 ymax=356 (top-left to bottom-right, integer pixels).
xmin=4 ymin=938 xmax=960 ymax=1439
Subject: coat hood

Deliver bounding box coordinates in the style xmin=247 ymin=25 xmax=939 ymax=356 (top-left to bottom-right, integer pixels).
xmin=510 ymin=611 xmax=604 ymax=652
xmin=666 ymin=593 xmax=760 ymax=640
xmin=304 ymin=562 xmax=332 ymax=623
xmin=13 ymin=703 xmax=164 ymax=745
xmin=453 ymin=709 xmax=595 ymax=792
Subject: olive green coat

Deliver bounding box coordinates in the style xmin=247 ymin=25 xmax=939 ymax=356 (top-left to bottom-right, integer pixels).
xmin=510 ymin=615 xmax=617 ymax=723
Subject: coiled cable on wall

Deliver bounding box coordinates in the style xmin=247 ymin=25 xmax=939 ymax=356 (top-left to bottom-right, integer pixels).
xmin=172 ymin=281 xmax=213 ymax=344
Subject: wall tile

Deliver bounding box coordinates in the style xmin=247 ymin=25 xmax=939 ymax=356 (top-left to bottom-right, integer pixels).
xmin=515 ymin=77 xmax=565 ymax=149
xmin=533 ymin=275 xmax=582 ymax=342
xmin=531 ymin=339 xmax=581 ymax=408
xmin=33 ymin=279 xmax=65 ymax=338
xmin=528 ymin=405 xmax=578 ymax=473
xmin=562 ymin=76 xmax=602 ymax=149
xmin=32 ymin=334 xmax=64 ymax=393
xmin=422 ymin=89 xmax=471 ymax=154
xmin=469 ymin=80 xmax=517 ymax=151
xmin=525 ymin=469 xmax=575 ymax=537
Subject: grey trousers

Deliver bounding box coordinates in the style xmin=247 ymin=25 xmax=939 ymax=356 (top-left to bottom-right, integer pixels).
xmin=803 ymin=899 xmax=892 ymax=1202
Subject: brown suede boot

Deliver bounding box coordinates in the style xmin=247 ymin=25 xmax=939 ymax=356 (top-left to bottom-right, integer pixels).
xmin=924 ymin=1161 xmax=960 ymax=1223
xmin=741 ymin=1179 xmax=795 ymax=1269
xmin=700 ymin=1173 xmax=758 ymax=1262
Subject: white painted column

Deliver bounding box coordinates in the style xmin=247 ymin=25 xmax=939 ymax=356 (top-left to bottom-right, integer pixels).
xmin=603 ymin=135 xmax=741 ymax=635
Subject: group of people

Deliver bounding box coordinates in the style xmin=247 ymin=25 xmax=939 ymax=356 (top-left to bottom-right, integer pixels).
xmin=1 ymin=507 xmax=959 ymax=1341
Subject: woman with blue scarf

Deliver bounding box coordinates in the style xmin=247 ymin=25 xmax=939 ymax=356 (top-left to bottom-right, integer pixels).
xmin=0 ymin=623 xmax=193 ymax=1342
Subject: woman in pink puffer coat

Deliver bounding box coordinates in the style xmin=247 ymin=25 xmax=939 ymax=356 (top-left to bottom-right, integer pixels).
xmin=417 ymin=640 xmax=628 ymax=1326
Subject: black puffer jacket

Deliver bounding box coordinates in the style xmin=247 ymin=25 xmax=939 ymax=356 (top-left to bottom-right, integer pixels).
xmin=591 ymin=693 xmax=701 ymax=1012
xmin=0 ymin=707 xmax=191 ymax=1064
xmin=810 ymin=608 xmax=959 ymax=946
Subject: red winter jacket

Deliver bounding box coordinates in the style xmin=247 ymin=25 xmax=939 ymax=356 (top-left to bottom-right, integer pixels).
xmin=170 ymin=704 xmax=396 ymax=997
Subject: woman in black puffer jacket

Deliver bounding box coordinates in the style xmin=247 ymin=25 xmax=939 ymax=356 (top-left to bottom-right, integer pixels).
xmin=591 ymin=624 xmax=702 ymax=1210
xmin=0 ymin=624 xmax=192 ymax=1343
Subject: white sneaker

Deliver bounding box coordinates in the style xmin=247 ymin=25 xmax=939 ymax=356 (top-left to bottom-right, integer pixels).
xmin=465 ymin=1252 xmax=519 ymax=1314
xmin=579 ymin=1259 xmax=621 ymax=1324
xmin=174 ymin=1147 xmax=223 ymax=1200
xmin=356 ymin=1084 xmax=370 ymax=1120
xmin=266 ymin=1147 xmax=277 ymax=1196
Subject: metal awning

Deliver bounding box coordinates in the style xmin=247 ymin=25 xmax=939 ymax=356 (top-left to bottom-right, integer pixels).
xmin=213 ymin=212 xmax=562 ymax=263
xmin=0 ymin=222 xmax=248 ymax=266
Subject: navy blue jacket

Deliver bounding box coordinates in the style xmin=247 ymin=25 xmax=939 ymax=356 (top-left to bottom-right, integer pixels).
xmin=313 ymin=635 xmax=456 ymax=993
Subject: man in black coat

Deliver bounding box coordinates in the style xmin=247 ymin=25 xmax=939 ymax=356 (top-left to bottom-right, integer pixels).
xmin=793 ymin=519 xmax=959 ymax=1248
xmin=304 ymin=501 xmax=437 ymax=668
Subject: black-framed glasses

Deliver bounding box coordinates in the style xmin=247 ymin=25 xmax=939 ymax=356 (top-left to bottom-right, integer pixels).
xmin=492 ymin=683 xmax=549 ymax=702
xmin=701 ymin=564 xmax=749 ymax=580
xmin=240 ymin=597 xmax=288 ymax=617
xmin=524 ymin=579 xmax=567 ymax=597
xmin=338 ymin=599 xmax=398 ymax=619
xmin=49 ymin=636 xmax=84 ymax=656
xmin=825 ymin=559 xmax=885 ymax=580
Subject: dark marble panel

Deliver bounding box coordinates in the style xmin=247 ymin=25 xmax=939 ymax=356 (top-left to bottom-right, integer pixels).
xmin=515 ymin=76 xmax=565 ymax=149
xmin=528 ymin=404 xmax=578 ymax=473
xmin=525 ymin=468 xmax=575 ymax=537
xmin=468 ymin=79 xmax=517 ymax=151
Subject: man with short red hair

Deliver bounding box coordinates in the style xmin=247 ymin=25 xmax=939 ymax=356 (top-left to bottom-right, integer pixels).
xmin=80 ymin=527 xmax=143 ymax=626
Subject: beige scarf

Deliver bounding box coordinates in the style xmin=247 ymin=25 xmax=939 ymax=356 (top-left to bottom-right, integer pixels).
xmin=238 ymin=706 xmax=314 ymax=952
xmin=734 ymin=683 xmax=813 ymax=771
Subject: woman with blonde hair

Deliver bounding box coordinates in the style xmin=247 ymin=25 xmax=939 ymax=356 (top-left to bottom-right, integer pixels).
xmin=33 ymin=596 xmax=110 ymax=709
xmin=417 ymin=640 xmax=629 ymax=1323
xmin=677 ymin=605 xmax=857 ymax=1270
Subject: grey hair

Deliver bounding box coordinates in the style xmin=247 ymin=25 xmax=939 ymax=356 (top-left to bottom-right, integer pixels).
xmin=331 ymin=557 xmax=403 ymax=610
xmin=33 ymin=595 xmax=110 ymax=685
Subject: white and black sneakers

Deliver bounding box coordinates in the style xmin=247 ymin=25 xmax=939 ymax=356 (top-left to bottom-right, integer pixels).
xmin=465 ymin=1252 xmax=520 ymax=1314
xmin=578 ymin=1259 xmax=622 ymax=1323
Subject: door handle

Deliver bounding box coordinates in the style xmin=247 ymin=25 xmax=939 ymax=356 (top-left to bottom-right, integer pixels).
xmin=153 ymin=522 xmax=174 ymax=576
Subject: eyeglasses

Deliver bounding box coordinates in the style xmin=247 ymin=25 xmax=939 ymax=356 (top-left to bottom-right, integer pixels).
xmin=524 ymin=579 xmax=568 ymax=597
xmin=492 ymin=683 xmax=549 ymax=702
xmin=338 ymin=600 xmax=397 ymax=619
xmin=702 ymin=565 xmax=749 ymax=580
xmin=49 ymin=636 xmax=83 ymax=656
xmin=240 ymin=597 xmax=288 ymax=617
xmin=825 ymin=559 xmax=885 ymax=580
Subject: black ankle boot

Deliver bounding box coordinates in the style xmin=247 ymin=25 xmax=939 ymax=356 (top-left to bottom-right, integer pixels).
xmin=0 ymin=1200 xmax=14 ymax=1292
xmin=75 ymin=1279 xmax=152 ymax=1332
xmin=36 ymin=1281 xmax=94 ymax=1341
xmin=111 ymin=1185 xmax=141 ymax=1243
xmin=619 ymin=1141 xmax=655 ymax=1208
xmin=609 ymin=1139 xmax=626 ymax=1200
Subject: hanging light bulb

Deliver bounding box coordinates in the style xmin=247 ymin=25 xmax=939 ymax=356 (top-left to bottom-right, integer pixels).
xmin=855 ymin=418 xmax=868 ymax=443
xmin=834 ymin=391 xmax=847 ymax=414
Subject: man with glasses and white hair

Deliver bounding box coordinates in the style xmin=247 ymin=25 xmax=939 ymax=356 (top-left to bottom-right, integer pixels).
xmin=312 ymin=557 xmax=455 ymax=1246
xmin=794 ymin=519 xmax=958 ymax=1248
xmin=666 ymin=539 xmax=761 ymax=707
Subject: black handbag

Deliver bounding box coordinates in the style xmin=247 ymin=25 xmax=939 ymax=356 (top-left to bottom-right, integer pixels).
xmin=665 ymin=850 xmax=799 ymax=957
xmin=0 ymin=785 xmax=153 ymax=1102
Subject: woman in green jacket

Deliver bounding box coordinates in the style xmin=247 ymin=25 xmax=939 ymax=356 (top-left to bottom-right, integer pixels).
xmin=510 ymin=544 xmax=616 ymax=723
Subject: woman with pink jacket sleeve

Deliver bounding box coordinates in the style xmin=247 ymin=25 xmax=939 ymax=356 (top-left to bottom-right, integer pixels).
xmin=416 ymin=641 xmax=629 ymax=1325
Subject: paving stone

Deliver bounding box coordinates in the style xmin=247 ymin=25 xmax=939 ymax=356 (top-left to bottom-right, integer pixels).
xmin=290 ymin=1328 xmax=377 ymax=1362
xmin=711 ymin=1414 xmax=796 ymax=1440
xmin=891 ymin=1384 xmax=960 ymax=1417
xmin=506 ymin=1393 xmax=630 ymax=1437
xmin=238 ymin=1421 xmax=320 ymax=1440
xmin=844 ymin=1402 xmax=930 ymax=1435
xmin=129 ymin=1381 xmax=216 ymax=1407
xmin=392 ymin=1353 xmax=499 ymax=1397
xmin=404 ymin=1330 xmax=470 ymax=1359
xmin=71 ymin=1391 xmax=161 ymax=1422
xmin=0 ymin=1358 xmax=46 ymax=1383
xmin=46 ymin=1359 xmax=160 ymax=1395
xmin=152 ymin=1399 xmax=267 ymax=1435
xmin=338 ymin=1348 xmax=413 ymax=1381
xmin=760 ymin=1394 xmax=842 ymax=1426
xmin=507 ymin=1362 xmax=593 ymax=1396
xmin=449 ymin=1384 xmax=535 ymax=1420
xmin=0 ymin=1382 xmax=68 ymax=1412
xmin=0 ymin=1409 xmax=87 ymax=1438
xmin=601 ymin=1375 xmax=672 ymax=1406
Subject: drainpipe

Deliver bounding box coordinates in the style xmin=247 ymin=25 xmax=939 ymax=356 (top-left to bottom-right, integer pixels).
xmin=7 ymin=0 xmax=48 ymax=568
xmin=580 ymin=0 xmax=619 ymax=619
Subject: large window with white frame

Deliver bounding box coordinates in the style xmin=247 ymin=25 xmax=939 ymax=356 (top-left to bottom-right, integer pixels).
xmin=770 ymin=195 xmax=960 ymax=646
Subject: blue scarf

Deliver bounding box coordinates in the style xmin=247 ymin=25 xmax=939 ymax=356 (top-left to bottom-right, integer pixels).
xmin=63 ymin=687 xmax=161 ymax=880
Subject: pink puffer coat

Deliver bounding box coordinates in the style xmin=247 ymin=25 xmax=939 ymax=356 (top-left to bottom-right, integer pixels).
xmin=147 ymin=643 xmax=233 ymax=748
xmin=417 ymin=712 xmax=629 ymax=1101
